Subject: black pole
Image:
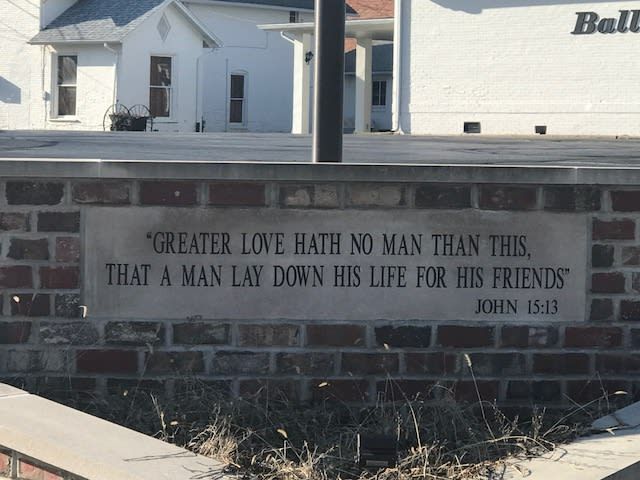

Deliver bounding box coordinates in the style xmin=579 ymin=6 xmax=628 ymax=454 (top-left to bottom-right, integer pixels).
xmin=313 ymin=0 xmax=345 ymax=163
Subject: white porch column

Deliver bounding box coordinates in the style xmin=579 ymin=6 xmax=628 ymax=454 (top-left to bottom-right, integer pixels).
xmin=292 ymin=33 xmax=312 ymax=134
xmin=354 ymin=37 xmax=372 ymax=133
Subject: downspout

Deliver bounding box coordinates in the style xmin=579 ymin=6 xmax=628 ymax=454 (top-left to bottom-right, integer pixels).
xmin=392 ymin=0 xmax=403 ymax=134
xmin=103 ymin=43 xmax=119 ymax=105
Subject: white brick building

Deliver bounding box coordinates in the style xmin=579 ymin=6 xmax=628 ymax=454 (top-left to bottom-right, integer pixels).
xmin=394 ymin=0 xmax=640 ymax=136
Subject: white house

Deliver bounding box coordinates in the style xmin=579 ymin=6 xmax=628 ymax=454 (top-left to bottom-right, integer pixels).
xmin=0 ymin=0 xmax=320 ymax=132
xmin=394 ymin=0 xmax=640 ymax=136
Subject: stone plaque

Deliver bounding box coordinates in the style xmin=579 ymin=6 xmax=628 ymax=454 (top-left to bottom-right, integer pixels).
xmin=84 ymin=208 xmax=587 ymax=321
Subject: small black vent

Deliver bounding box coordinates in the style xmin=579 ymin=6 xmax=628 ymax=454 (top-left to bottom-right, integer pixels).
xmin=535 ymin=125 xmax=547 ymax=135
xmin=464 ymin=122 xmax=481 ymax=134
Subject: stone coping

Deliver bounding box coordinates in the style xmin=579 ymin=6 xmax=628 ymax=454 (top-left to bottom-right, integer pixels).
xmin=0 ymin=384 xmax=232 ymax=480
xmin=3 ymin=159 xmax=640 ymax=184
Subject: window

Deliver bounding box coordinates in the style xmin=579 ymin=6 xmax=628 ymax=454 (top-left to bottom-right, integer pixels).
xmin=372 ymin=80 xmax=387 ymax=107
xmin=289 ymin=11 xmax=300 ymax=23
xmin=229 ymin=73 xmax=246 ymax=125
xmin=57 ymin=55 xmax=77 ymax=116
xmin=149 ymin=56 xmax=172 ymax=118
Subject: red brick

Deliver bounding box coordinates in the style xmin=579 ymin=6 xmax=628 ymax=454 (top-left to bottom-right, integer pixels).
xmin=37 ymin=212 xmax=80 ymax=232
xmin=0 ymin=449 xmax=10 ymax=476
xmin=209 ymin=182 xmax=266 ymax=206
xmin=55 ymin=294 xmax=80 ymax=318
xmin=596 ymin=354 xmax=640 ymax=374
xmin=140 ymin=181 xmax=197 ymax=205
xmin=146 ymin=352 xmax=204 ymax=374
xmin=437 ymin=326 xmax=494 ymax=348
xmin=375 ymin=326 xmax=431 ymax=348
xmin=11 ymin=294 xmax=50 ymax=317
xmin=105 ymin=322 xmax=164 ymax=345
xmin=0 ymin=212 xmax=29 ymax=231
xmin=564 ymin=327 xmax=623 ymax=348
xmin=479 ymin=186 xmax=537 ymax=211
xmin=6 ymin=182 xmax=63 ymax=205
xmin=55 ymin=237 xmax=80 ymax=263
xmin=415 ymin=184 xmax=471 ymax=209
xmin=0 ymin=266 xmax=32 ymax=288
xmin=72 ymin=181 xmax=130 ymax=204
xmin=500 ymin=326 xmax=558 ymax=348
xmin=306 ymin=324 xmax=366 ymax=347
xmin=347 ymin=0 xmax=394 ymax=19
xmin=173 ymin=323 xmax=229 ymax=345
xmin=506 ymin=381 xmax=562 ymax=403
xmin=279 ymin=184 xmax=339 ymax=208
xmin=76 ymin=350 xmax=138 ymax=374
xmin=622 ymin=247 xmax=640 ymax=266
xmin=0 ymin=322 xmax=31 ymax=343
xmin=592 ymin=245 xmax=614 ymax=268
xmin=7 ymin=238 xmax=49 ymax=260
xmin=238 ymin=324 xmax=299 ymax=347
xmin=239 ymin=379 xmax=300 ymax=401
xmin=276 ymin=353 xmax=335 ymax=375
xmin=566 ymin=380 xmax=629 ymax=404
xmin=39 ymin=267 xmax=79 ymax=289
xmin=341 ymin=353 xmax=399 ymax=374
xmin=591 ymin=273 xmax=625 ymax=294
xmin=591 ymin=299 xmax=614 ymax=322
xmin=212 ymin=352 xmax=269 ymax=374
xmin=107 ymin=378 xmax=167 ymax=396
xmin=621 ymin=301 xmax=640 ymax=321
xmin=467 ymin=353 xmax=526 ymax=376
xmin=593 ymin=219 xmax=635 ymax=240
xmin=453 ymin=381 xmax=499 ymax=402
xmin=347 ymin=184 xmax=406 ymax=207
xmin=533 ymin=353 xmax=590 ymax=374
xmin=376 ymin=380 xmax=437 ymax=401
xmin=312 ymin=379 xmax=369 ymax=402
xmin=40 ymin=322 xmax=99 ymax=345
xmin=611 ymin=191 xmax=640 ymax=212
xmin=18 ymin=457 xmax=63 ymax=480
xmin=544 ymin=186 xmax=601 ymax=212
xmin=405 ymin=352 xmax=457 ymax=374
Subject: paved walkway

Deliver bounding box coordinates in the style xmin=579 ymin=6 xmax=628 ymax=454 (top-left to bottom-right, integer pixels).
xmin=2 ymin=131 xmax=640 ymax=166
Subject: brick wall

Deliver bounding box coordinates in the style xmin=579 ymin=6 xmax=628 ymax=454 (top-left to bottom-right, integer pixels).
xmin=0 ymin=446 xmax=82 ymax=480
xmin=0 ymin=177 xmax=638 ymax=406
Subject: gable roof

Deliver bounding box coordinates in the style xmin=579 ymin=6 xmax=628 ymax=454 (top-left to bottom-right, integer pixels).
xmin=31 ymin=0 xmax=166 ymax=44
xmin=347 ymin=0 xmax=393 ymax=19
xmin=30 ymin=0 xmax=219 ymax=46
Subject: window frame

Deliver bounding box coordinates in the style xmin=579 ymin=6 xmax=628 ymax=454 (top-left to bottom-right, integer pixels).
xmin=372 ymin=79 xmax=388 ymax=111
xmin=149 ymin=54 xmax=176 ymax=121
xmin=228 ymin=71 xmax=248 ymax=128
xmin=289 ymin=10 xmax=300 ymax=23
xmin=53 ymin=54 xmax=78 ymax=118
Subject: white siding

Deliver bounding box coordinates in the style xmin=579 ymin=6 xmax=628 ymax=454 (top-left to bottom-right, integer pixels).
xmin=189 ymin=3 xmax=312 ymax=132
xmin=400 ymin=0 xmax=640 ymax=136
xmin=45 ymin=46 xmax=116 ymax=131
xmin=119 ymin=4 xmax=206 ymax=132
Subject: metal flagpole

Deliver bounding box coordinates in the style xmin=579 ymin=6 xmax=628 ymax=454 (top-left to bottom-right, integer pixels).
xmin=312 ymin=0 xmax=346 ymax=163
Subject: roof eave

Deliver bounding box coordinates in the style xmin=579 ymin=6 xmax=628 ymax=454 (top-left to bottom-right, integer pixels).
xmin=172 ymin=0 xmax=223 ymax=47
xmin=28 ymin=39 xmax=123 ymax=45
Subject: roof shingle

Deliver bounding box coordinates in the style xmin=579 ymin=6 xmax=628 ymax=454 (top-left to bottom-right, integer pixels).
xmin=30 ymin=0 xmax=166 ymax=44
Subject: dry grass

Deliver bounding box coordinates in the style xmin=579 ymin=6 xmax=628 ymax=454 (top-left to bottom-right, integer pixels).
xmin=44 ymin=375 xmax=630 ymax=480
